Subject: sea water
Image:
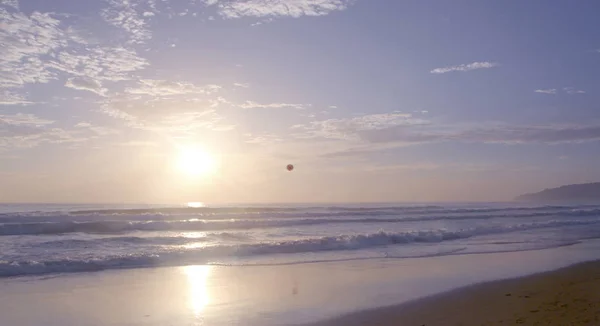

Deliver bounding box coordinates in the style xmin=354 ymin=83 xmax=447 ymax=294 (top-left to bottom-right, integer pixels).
xmin=2 ymin=203 xmax=600 ymax=278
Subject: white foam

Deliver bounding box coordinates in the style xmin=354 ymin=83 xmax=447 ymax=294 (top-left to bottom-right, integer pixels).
xmin=2 ymin=219 xmax=599 ymax=277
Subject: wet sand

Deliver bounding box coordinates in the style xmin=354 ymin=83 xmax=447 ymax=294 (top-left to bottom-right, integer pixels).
xmin=313 ymin=260 xmax=600 ymax=326
xmin=3 ymin=241 xmax=600 ymax=326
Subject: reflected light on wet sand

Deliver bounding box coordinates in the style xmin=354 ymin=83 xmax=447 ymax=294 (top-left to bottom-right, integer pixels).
xmin=183 ymin=265 xmax=212 ymax=318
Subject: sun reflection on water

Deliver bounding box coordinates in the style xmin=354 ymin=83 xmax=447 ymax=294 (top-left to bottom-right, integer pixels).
xmin=187 ymin=202 xmax=206 ymax=208
xmin=183 ymin=265 xmax=212 ymax=318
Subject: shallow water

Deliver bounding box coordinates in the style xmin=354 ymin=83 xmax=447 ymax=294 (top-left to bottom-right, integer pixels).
xmin=2 ymin=240 xmax=600 ymax=326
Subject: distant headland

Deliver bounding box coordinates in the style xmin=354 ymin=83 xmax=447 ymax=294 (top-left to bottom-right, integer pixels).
xmin=515 ymin=182 xmax=600 ymax=203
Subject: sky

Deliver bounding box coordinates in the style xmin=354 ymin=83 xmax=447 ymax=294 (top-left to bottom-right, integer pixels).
xmin=2 ymin=0 xmax=600 ymax=204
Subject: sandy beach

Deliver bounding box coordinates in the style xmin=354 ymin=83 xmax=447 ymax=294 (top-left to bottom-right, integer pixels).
xmin=314 ymin=260 xmax=600 ymax=326
xmin=2 ymin=240 xmax=600 ymax=326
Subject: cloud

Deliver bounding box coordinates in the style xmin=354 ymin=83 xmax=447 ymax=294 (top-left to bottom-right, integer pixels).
xmin=207 ymin=97 xmax=307 ymax=110
xmin=0 ymin=113 xmax=54 ymax=126
xmin=101 ymin=0 xmax=154 ymax=44
xmin=0 ymin=7 xmax=148 ymax=91
xmin=0 ymin=91 xmax=33 ymax=105
xmin=0 ymin=0 xmax=18 ymax=10
xmin=563 ymin=87 xmax=585 ymax=95
xmin=104 ymin=79 xmax=230 ymax=133
xmin=0 ymin=8 xmax=71 ymax=88
xmin=430 ymin=61 xmax=498 ymax=74
xmin=363 ymin=162 xmax=442 ymax=172
xmin=101 ymin=94 xmax=233 ymax=134
xmin=75 ymin=122 xmax=92 ymax=128
xmin=244 ymin=133 xmax=283 ymax=144
xmin=119 ymin=141 xmax=159 ymax=147
xmin=1 ymin=114 xmax=122 ymax=151
xmin=126 ymin=79 xmax=221 ymax=97
xmin=314 ymin=122 xmax=600 ymax=159
xmin=359 ymin=124 xmax=600 ymax=145
xmin=208 ymin=0 xmax=354 ymax=19
xmin=294 ymin=112 xmax=427 ymax=140
xmin=233 ymin=82 xmax=250 ymax=88
xmin=75 ymin=122 xmax=120 ymax=136
xmin=65 ymin=77 xmax=108 ymax=96
xmin=50 ymin=47 xmax=149 ymax=83
xmin=534 ymin=87 xmax=585 ymax=95
xmin=238 ymin=100 xmax=304 ymax=109
xmin=0 ymin=113 xmax=88 ymax=150
xmin=292 ymin=111 xmax=600 ymax=154
xmin=534 ymin=89 xmax=557 ymax=94
xmin=0 ymin=127 xmax=87 ymax=149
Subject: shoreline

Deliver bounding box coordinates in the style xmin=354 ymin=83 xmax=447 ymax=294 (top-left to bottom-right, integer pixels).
xmin=310 ymin=260 xmax=600 ymax=326
xmin=0 ymin=238 xmax=589 ymax=280
xmin=2 ymin=240 xmax=600 ymax=325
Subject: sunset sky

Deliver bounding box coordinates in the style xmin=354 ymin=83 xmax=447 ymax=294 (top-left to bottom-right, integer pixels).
xmin=2 ymin=0 xmax=600 ymax=203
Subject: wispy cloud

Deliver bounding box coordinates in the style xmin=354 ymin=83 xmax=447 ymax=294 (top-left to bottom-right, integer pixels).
xmin=126 ymin=79 xmax=221 ymax=97
xmin=207 ymin=0 xmax=355 ymax=19
xmin=0 ymin=91 xmax=33 ymax=106
xmin=99 ymin=78 xmax=232 ymax=134
xmin=118 ymin=140 xmax=159 ymax=147
xmin=534 ymin=89 xmax=557 ymax=94
xmin=0 ymin=0 xmax=18 ymax=10
xmin=430 ymin=61 xmax=498 ymax=74
xmin=101 ymin=94 xmax=233 ymax=134
xmin=293 ymin=112 xmax=426 ymax=140
xmin=534 ymin=87 xmax=585 ymax=95
xmin=238 ymin=100 xmax=305 ymax=109
xmin=289 ymin=110 xmax=600 ymax=153
xmin=359 ymin=124 xmax=600 ymax=145
xmin=313 ymin=122 xmax=600 ymax=159
xmin=0 ymin=8 xmax=71 ymax=88
xmin=101 ymin=0 xmax=154 ymax=44
xmin=0 ymin=6 xmax=149 ymax=94
xmin=1 ymin=0 xmax=360 ymax=157
xmin=563 ymin=87 xmax=585 ymax=94
xmin=0 ymin=127 xmax=88 ymax=150
xmin=50 ymin=47 xmax=149 ymax=83
xmin=65 ymin=77 xmax=108 ymax=96
xmin=75 ymin=122 xmax=120 ymax=136
xmin=0 ymin=113 xmax=88 ymax=150
xmin=244 ymin=133 xmax=283 ymax=144
xmin=0 ymin=113 xmax=54 ymax=127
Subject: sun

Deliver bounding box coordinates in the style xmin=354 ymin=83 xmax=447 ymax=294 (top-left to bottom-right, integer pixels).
xmin=176 ymin=146 xmax=219 ymax=178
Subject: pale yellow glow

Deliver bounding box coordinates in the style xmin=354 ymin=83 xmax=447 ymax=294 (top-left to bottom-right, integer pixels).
xmin=176 ymin=146 xmax=219 ymax=178
xmin=183 ymin=265 xmax=212 ymax=317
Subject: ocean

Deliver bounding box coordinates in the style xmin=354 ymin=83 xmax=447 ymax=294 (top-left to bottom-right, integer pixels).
xmin=2 ymin=202 xmax=600 ymax=279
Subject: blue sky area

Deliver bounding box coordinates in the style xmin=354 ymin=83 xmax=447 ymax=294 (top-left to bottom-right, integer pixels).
xmin=2 ymin=0 xmax=600 ymax=203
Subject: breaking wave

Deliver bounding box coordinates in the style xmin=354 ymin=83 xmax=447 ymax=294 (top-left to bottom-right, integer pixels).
xmin=1 ymin=219 xmax=598 ymax=277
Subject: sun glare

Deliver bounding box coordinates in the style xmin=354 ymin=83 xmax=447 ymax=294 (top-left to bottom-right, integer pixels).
xmin=176 ymin=146 xmax=219 ymax=178
xmin=183 ymin=265 xmax=212 ymax=317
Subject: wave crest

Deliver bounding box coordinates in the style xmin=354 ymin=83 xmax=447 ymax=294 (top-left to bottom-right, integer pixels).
xmin=1 ymin=219 xmax=597 ymax=277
